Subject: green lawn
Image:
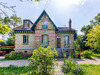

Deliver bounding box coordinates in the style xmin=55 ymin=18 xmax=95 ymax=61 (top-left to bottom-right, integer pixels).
xmin=0 ymin=65 xmax=34 ymax=75
xmin=80 ymin=64 xmax=100 ymax=75
xmin=0 ymin=64 xmax=100 ymax=75
xmin=92 ymin=52 xmax=100 ymax=59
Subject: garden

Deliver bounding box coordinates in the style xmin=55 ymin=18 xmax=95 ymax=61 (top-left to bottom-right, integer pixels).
xmin=0 ymin=46 xmax=99 ymax=75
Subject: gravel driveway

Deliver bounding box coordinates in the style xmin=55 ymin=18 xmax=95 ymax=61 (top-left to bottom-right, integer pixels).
xmin=0 ymin=57 xmax=100 ymax=75
xmin=0 ymin=58 xmax=100 ymax=67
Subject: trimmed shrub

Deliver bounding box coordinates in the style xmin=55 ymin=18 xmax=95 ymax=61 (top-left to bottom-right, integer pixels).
xmin=82 ymin=50 xmax=93 ymax=58
xmin=72 ymin=66 xmax=85 ymax=75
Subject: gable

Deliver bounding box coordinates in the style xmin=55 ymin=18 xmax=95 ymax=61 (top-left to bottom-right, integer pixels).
xmin=31 ymin=10 xmax=58 ymax=31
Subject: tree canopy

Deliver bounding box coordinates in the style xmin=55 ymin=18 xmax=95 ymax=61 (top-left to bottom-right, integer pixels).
xmin=0 ymin=22 xmax=12 ymax=42
xmin=86 ymin=25 xmax=100 ymax=52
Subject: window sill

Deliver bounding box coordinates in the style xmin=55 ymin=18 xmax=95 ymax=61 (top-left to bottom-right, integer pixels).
xmin=23 ymin=43 xmax=28 ymax=45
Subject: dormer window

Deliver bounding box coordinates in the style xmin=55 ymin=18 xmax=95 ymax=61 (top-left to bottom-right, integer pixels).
xmin=24 ymin=21 xmax=29 ymax=28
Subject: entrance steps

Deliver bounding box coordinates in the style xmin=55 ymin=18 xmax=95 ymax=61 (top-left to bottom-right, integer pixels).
xmin=56 ymin=48 xmax=64 ymax=58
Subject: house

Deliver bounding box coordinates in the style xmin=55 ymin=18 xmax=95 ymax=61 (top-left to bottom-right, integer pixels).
xmin=14 ymin=10 xmax=76 ymax=57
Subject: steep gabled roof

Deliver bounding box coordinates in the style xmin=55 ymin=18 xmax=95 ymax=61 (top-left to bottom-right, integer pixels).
xmin=31 ymin=10 xmax=58 ymax=31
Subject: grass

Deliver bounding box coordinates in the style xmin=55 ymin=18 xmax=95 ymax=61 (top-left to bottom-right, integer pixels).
xmin=0 ymin=64 xmax=100 ymax=75
xmin=92 ymin=52 xmax=100 ymax=59
xmin=80 ymin=64 xmax=100 ymax=75
xmin=0 ymin=65 xmax=34 ymax=75
xmin=0 ymin=56 xmax=30 ymax=61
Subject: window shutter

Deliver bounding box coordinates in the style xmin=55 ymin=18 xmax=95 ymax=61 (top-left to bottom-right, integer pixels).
xmin=42 ymin=35 xmax=43 ymax=43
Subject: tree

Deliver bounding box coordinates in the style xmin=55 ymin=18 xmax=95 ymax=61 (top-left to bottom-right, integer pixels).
xmin=0 ymin=17 xmax=11 ymax=27
xmin=86 ymin=25 xmax=100 ymax=52
xmin=0 ymin=22 xmax=12 ymax=42
xmin=90 ymin=13 xmax=100 ymax=26
xmin=10 ymin=14 xmax=22 ymax=28
xmin=74 ymin=35 xmax=83 ymax=51
xmin=6 ymin=38 xmax=14 ymax=46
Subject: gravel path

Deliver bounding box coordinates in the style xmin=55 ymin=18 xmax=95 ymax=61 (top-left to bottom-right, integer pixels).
xmin=0 ymin=57 xmax=100 ymax=75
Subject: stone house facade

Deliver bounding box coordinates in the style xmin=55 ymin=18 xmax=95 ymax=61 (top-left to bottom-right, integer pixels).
xmin=14 ymin=10 xmax=75 ymax=56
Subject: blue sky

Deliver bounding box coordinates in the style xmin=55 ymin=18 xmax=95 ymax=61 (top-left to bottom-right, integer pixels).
xmin=1 ymin=0 xmax=100 ymax=39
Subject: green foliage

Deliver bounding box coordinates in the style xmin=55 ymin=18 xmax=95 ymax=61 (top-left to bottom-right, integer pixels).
xmin=90 ymin=13 xmax=100 ymax=26
xmin=0 ymin=65 xmax=34 ymax=75
xmin=6 ymin=38 xmax=15 ymax=46
xmin=81 ymin=25 xmax=93 ymax=35
xmin=62 ymin=58 xmax=76 ymax=74
xmin=86 ymin=25 xmax=100 ymax=52
xmin=5 ymin=51 xmax=23 ymax=60
xmin=0 ymin=22 xmax=12 ymax=42
xmin=74 ymin=35 xmax=83 ymax=51
xmin=80 ymin=64 xmax=100 ymax=75
xmin=10 ymin=14 xmax=22 ymax=28
xmin=72 ymin=66 xmax=85 ymax=75
xmin=29 ymin=46 xmax=58 ymax=75
xmin=62 ymin=58 xmax=85 ymax=75
xmin=82 ymin=50 xmax=93 ymax=58
xmin=92 ymin=52 xmax=100 ymax=58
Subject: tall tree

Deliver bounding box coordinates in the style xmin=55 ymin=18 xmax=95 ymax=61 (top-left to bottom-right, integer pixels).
xmin=10 ymin=14 xmax=22 ymax=28
xmin=86 ymin=25 xmax=100 ymax=52
xmin=90 ymin=13 xmax=100 ymax=26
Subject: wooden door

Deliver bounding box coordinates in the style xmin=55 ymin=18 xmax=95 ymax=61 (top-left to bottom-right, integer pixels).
xmin=57 ymin=38 xmax=61 ymax=48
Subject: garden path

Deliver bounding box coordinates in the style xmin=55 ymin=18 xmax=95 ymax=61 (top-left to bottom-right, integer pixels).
xmin=0 ymin=57 xmax=100 ymax=75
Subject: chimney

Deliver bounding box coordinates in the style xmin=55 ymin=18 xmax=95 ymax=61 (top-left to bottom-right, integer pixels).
xmin=69 ymin=19 xmax=72 ymax=30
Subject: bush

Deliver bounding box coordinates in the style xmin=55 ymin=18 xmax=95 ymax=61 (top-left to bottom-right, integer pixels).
xmin=29 ymin=46 xmax=58 ymax=75
xmin=72 ymin=66 xmax=85 ymax=75
xmin=62 ymin=58 xmax=76 ymax=74
xmin=5 ymin=51 xmax=23 ymax=59
xmin=62 ymin=58 xmax=85 ymax=75
xmin=82 ymin=50 xmax=93 ymax=58
xmin=5 ymin=54 xmax=10 ymax=59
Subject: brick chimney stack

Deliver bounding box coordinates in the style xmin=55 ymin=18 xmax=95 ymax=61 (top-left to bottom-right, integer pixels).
xmin=69 ymin=19 xmax=72 ymax=30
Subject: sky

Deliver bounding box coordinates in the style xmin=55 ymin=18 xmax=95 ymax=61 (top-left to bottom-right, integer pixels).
xmin=1 ymin=0 xmax=100 ymax=40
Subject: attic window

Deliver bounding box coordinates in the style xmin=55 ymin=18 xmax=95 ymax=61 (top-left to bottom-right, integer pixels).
xmin=24 ymin=21 xmax=29 ymax=28
xmin=42 ymin=20 xmax=48 ymax=29
xmin=44 ymin=14 xmax=46 ymax=17
xmin=43 ymin=20 xmax=47 ymax=25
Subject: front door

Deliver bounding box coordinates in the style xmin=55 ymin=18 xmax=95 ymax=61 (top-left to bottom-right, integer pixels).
xmin=57 ymin=38 xmax=61 ymax=48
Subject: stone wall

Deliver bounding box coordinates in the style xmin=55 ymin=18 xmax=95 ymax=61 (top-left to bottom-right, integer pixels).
xmin=49 ymin=36 xmax=56 ymax=48
xmin=56 ymin=34 xmax=74 ymax=48
xmin=15 ymin=34 xmax=35 ymax=53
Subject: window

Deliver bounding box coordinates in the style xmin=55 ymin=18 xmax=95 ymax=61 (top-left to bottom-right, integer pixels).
xmin=23 ymin=35 xmax=28 ymax=44
xmin=64 ymin=36 xmax=69 ymax=47
xmin=24 ymin=21 xmax=29 ymax=28
xmin=42 ymin=35 xmax=48 ymax=46
xmin=42 ymin=20 xmax=48 ymax=29
xmin=44 ymin=14 xmax=46 ymax=17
